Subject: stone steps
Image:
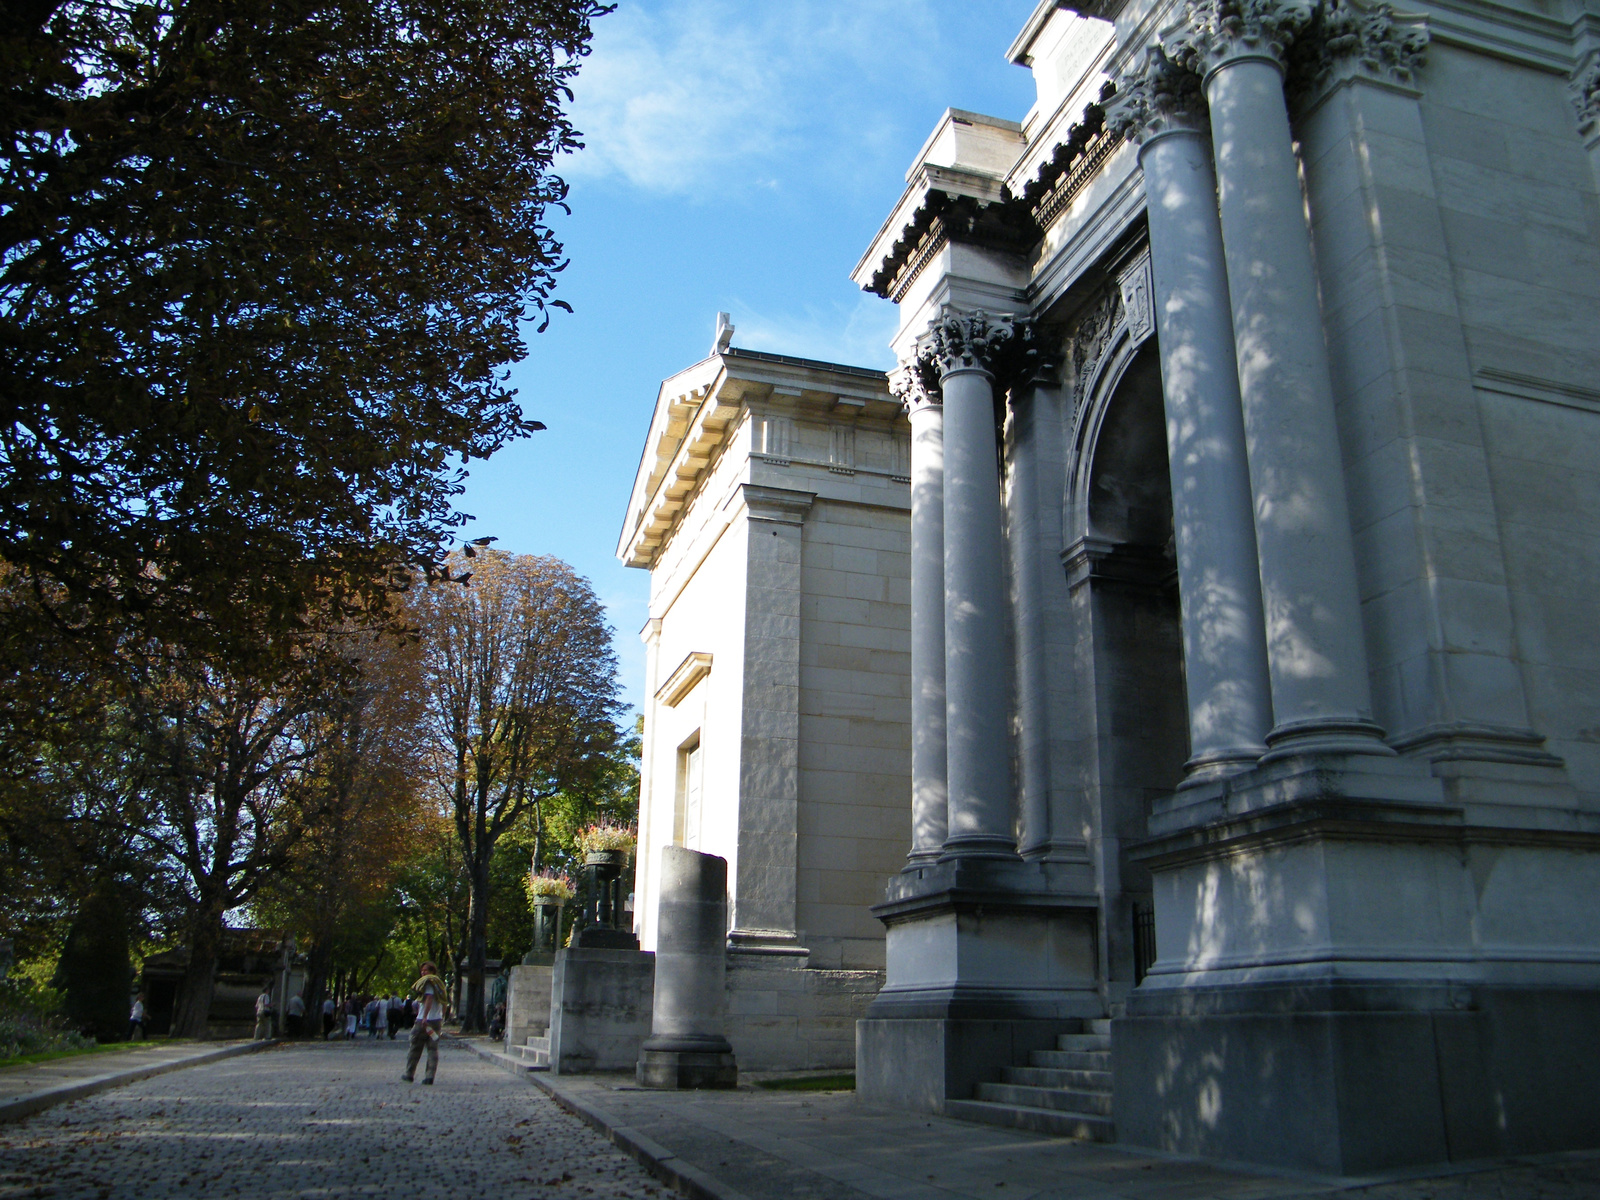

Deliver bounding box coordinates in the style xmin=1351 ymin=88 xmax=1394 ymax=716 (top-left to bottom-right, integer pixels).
xmin=504 ymin=1034 xmax=549 ymax=1068
xmin=944 ymin=1099 xmax=1116 ymax=1142
xmin=1002 ymin=1065 xmax=1111 ymax=1091
xmin=1029 ymin=1049 xmax=1109 ymax=1070
xmin=942 ymin=1019 xmax=1116 ymax=1144
xmin=979 ymin=1080 xmax=1113 ymax=1116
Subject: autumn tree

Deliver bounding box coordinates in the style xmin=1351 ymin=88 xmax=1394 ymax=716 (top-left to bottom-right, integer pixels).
xmin=252 ymin=627 xmax=430 ymax=1031
xmin=409 ymin=552 xmax=620 ymax=1032
xmin=0 ymin=0 xmax=606 ymax=670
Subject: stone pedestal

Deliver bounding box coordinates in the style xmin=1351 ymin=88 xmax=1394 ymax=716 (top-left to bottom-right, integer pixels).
xmin=503 ymin=963 xmax=553 ymax=1049
xmin=547 ymin=947 xmax=655 ymax=1074
xmin=638 ymin=847 xmax=737 ymax=1089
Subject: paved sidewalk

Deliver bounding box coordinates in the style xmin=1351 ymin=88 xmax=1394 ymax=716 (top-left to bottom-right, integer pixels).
xmin=0 ymin=1039 xmax=273 ymax=1122
xmin=0 ymin=1037 xmax=667 ymax=1199
xmin=465 ymin=1043 xmax=1600 ymax=1200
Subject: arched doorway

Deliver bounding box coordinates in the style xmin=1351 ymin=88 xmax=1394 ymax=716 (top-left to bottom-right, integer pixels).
xmin=1064 ymin=323 xmax=1189 ymax=997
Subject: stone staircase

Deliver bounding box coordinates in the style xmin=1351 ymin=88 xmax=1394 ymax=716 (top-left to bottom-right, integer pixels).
xmin=944 ymin=1019 xmax=1114 ymax=1141
xmin=503 ymin=1032 xmax=550 ymax=1069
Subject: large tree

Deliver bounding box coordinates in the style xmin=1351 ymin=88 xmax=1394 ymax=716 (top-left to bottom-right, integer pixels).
xmin=0 ymin=0 xmax=605 ymax=665
xmin=410 ymin=552 xmax=620 ymax=1032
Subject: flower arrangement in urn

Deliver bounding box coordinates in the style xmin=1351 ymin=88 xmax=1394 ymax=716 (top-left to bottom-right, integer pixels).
xmin=526 ymin=869 xmax=575 ymax=903
xmin=575 ymin=822 xmax=636 ymax=857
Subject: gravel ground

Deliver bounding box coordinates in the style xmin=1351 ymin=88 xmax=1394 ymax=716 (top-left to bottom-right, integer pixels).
xmin=0 ymin=1037 xmax=668 ymax=1200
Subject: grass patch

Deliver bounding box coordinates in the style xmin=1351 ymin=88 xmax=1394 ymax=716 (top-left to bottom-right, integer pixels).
xmin=0 ymin=1041 xmax=166 ymax=1071
xmin=756 ymin=1072 xmax=855 ymax=1092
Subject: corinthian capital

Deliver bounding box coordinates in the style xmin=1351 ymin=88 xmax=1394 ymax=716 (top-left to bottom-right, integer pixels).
xmin=1108 ymin=45 xmax=1209 ymax=144
xmin=1167 ymin=0 xmax=1315 ymax=77
xmin=1287 ymin=0 xmax=1428 ymax=94
xmin=922 ymin=310 xmax=1023 ymax=381
xmin=890 ymin=357 xmax=943 ymax=413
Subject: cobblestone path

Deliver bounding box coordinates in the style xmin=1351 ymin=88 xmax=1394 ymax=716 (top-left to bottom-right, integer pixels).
xmin=0 ymin=1038 xmax=667 ymax=1200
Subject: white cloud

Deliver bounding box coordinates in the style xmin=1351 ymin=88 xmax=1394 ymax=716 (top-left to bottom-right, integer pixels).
xmin=565 ymin=0 xmax=940 ymax=195
xmin=731 ymin=294 xmax=900 ymax=371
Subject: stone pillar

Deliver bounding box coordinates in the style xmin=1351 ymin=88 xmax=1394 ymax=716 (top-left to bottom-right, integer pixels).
xmin=637 ymin=847 xmax=736 ymax=1089
xmin=1110 ymin=49 xmax=1272 ymax=785
xmin=1005 ymin=374 xmax=1056 ymax=853
xmin=891 ymin=363 xmax=948 ymax=869
xmin=1180 ymin=9 xmax=1392 ymax=759
xmin=931 ymin=312 xmax=1021 ymax=860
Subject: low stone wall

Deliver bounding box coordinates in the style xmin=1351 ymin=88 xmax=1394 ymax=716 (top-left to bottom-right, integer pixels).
xmin=725 ymin=960 xmax=883 ymax=1071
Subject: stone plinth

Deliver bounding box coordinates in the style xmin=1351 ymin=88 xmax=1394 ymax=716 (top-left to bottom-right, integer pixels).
xmin=638 ymin=847 xmax=736 ymax=1089
xmin=502 ymin=964 xmax=553 ymax=1050
xmin=547 ymin=948 xmax=655 ymax=1074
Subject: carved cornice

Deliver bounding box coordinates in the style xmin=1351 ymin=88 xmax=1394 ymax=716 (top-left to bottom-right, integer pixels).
xmin=1014 ymin=89 xmax=1124 ymax=226
xmin=1573 ymin=51 xmax=1600 ymax=140
xmin=1109 ymin=45 xmax=1210 ymax=143
xmin=865 ymin=189 xmax=1039 ymax=302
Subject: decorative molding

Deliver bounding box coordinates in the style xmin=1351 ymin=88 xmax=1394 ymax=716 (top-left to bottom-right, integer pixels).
xmin=1068 ymin=286 xmax=1124 ymax=411
xmin=1474 ymin=366 xmax=1600 ymax=416
xmin=752 ymin=412 xmax=793 ymax=463
xmin=1015 ymin=89 xmax=1125 ymax=230
xmin=657 ymin=651 xmax=713 ymax=708
xmin=739 ymin=484 xmax=816 ymax=526
xmin=1117 ymin=252 xmax=1157 ymax=346
xmin=1572 ymin=50 xmax=1600 ymax=141
xmin=924 ymin=310 xmax=1041 ymax=388
xmin=829 ymin=425 xmax=856 ymax=474
xmin=1108 ymin=45 xmax=1210 ymax=143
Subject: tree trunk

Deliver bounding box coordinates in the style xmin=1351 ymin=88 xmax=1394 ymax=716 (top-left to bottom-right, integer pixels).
xmin=462 ymin=853 xmax=491 ymax=1033
xmin=303 ymin=939 xmax=333 ymax=1040
xmin=172 ymin=899 xmax=225 ymax=1038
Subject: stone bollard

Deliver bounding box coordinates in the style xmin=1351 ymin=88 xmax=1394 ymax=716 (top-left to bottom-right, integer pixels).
xmin=636 ymin=847 xmax=737 ymax=1089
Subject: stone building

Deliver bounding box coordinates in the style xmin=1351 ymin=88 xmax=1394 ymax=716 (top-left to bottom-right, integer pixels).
xmin=618 ymin=321 xmax=909 ymax=1067
xmin=845 ymin=0 xmax=1600 ymax=1177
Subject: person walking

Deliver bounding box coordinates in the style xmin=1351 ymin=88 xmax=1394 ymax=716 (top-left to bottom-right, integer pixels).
xmin=344 ymin=995 xmax=359 ymax=1040
xmin=286 ymin=991 xmax=306 ymax=1038
xmin=386 ymin=993 xmax=403 ymax=1039
xmin=373 ymin=993 xmax=389 ymax=1040
xmin=402 ymin=962 xmax=448 ymax=1085
xmin=128 ymin=993 xmax=146 ymax=1041
xmin=322 ymin=996 xmax=336 ymax=1039
xmin=253 ymin=984 xmax=275 ymax=1040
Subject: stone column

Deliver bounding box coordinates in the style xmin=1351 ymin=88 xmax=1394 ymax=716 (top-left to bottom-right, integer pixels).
xmin=637 ymin=847 xmax=736 ymax=1089
xmin=891 ymin=363 xmax=948 ymax=869
xmin=1111 ymin=49 xmax=1273 ymax=784
xmin=1175 ymin=4 xmax=1391 ymax=759
xmin=928 ymin=312 xmax=1021 ymax=859
xmin=1005 ymin=371 xmax=1056 ymax=852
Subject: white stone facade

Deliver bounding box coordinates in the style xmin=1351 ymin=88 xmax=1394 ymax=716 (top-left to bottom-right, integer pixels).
xmin=618 ymin=331 xmax=910 ymax=987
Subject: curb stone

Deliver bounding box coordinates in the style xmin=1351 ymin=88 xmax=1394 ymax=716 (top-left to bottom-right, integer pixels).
xmin=0 ymin=1040 xmax=282 ymax=1125
xmin=457 ymin=1037 xmax=750 ymax=1200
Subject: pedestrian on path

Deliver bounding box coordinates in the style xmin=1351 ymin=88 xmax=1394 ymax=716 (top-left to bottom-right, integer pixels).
xmin=128 ymin=993 xmax=146 ymax=1041
xmin=386 ymin=994 xmax=403 ymax=1039
xmin=402 ymin=962 xmax=448 ymax=1085
xmin=344 ymin=995 xmax=359 ymax=1040
xmin=322 ymin=996 xmax=336 ymax=1039
xmin=373 ymin=994 xmax=389 ymax=1039
xmin=253 ymin=984 xmax=274 ymax=1040
xmin=286 ymin=991 xmax=306 ymax=1038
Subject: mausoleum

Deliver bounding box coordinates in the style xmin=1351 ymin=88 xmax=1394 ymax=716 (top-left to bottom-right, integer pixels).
xmin=842 ymin=0 xmax=1600 ymax=1175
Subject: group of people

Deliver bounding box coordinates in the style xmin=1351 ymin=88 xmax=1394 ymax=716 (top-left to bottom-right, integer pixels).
xmin=317 ymin=991 xmax=415 ymax=1039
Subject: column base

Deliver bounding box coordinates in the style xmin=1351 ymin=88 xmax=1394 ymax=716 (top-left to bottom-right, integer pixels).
xmin=636 ymin=1034 xmax=737 ymax=1090
xmin=1114 ymin=981 xmax=1600 ymax=1174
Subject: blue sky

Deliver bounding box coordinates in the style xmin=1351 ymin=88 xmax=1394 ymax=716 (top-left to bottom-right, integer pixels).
xmin=457 ymin=1 xmax=1043 ymax=711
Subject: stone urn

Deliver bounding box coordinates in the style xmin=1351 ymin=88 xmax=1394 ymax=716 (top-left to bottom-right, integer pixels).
xmin=525 ymin=895 xmax=566 ymax=964
xmin=576 ymin=848 xmax=638 ymax=949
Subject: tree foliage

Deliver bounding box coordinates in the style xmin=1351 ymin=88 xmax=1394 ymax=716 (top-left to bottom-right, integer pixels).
xmin=409 ymin=551 xmax=621 ymax=1030
xmin=0 ymin=0 xmax=606 ymax=662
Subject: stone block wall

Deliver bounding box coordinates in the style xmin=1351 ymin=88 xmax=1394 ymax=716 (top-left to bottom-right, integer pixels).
xmin=724 ymin=960 xmax=883 ymax=1071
